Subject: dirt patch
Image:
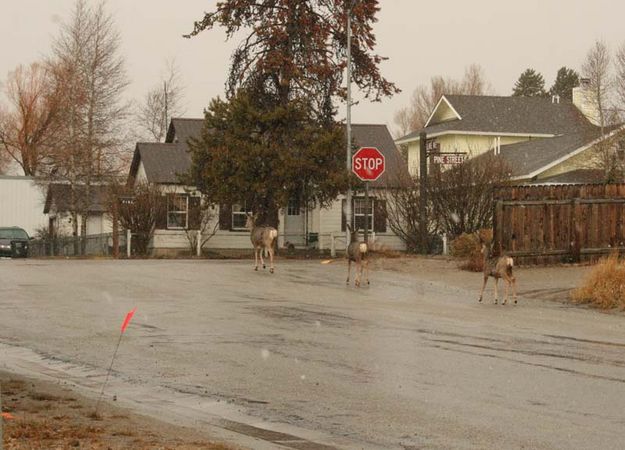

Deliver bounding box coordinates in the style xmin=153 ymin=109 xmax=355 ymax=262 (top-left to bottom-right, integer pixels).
xmin=0 ymin=371 xmax=237 ymax=450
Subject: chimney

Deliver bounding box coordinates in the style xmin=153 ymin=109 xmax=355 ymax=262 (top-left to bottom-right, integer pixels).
xmin=572 ymin=78 xmax=601 ymax=126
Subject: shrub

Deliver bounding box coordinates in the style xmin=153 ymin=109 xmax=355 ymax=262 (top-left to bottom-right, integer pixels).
xmin=571 ymin=254 xmax=625 ymax=309
xmin=450 ymin=229 xmax=492 ymax=272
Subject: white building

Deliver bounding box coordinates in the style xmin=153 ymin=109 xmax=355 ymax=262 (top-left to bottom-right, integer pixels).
xmin=0 ymin=176 xmax=48 ymax=237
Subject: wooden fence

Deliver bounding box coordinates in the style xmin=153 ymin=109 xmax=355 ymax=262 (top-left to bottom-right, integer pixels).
xmin=492 ymin=184 xmax=625 ymax=265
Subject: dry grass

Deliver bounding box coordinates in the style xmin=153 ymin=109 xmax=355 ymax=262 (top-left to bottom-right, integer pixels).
xmin=570 ymin=254 xmax=625 ymax=309
xmin=450 ymin=229 xmax=492 ymax=272
xmin=1 ymin=371 xmax=239 ymax=450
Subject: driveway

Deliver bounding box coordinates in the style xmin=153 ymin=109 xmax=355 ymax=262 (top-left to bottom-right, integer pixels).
xmin=1 ymin=258 xmax=624 ymax=449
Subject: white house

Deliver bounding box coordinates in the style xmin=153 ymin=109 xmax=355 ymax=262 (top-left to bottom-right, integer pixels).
xmin=127 ymin=118 xmax=409 ymax=255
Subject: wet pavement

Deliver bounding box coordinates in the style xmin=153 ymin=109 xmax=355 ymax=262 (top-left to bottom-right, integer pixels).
xmin=1 ymin=258 xmax=625 ymax=449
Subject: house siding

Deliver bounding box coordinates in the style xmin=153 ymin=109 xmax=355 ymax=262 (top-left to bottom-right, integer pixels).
xmin=0 ymin=176 xmax=48 ymax=237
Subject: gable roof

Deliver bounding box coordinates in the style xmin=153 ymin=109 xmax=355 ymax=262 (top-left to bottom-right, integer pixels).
xmin=134 ymin=120 xmax=408 ymax=189
xmin=165 ymin=118 xmax=204 ymax=145
xmin=128 ymin=142 xmax=191 ymax=185
xmin=397 ymin=95 xmax=596 ymax=143
xmin=500 ymin=124 xmax=624 ymax=179
xmin=527 ymin=169 xmax=606 ymax=185
xmin=44 ymin=183 xmax=109 ymax=214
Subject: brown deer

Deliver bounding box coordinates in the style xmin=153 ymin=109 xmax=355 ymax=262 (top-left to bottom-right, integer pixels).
xmin=478 ymin=237 xmax=517 ymax=305
xmin=346 ymin=224 xmax=369 ymax=287
xmin=246 ymin=214 xmax=278 ymax=273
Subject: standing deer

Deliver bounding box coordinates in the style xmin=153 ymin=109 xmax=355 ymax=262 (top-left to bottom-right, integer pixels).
xmin=246 ymin=214 xmax=278 ymax=273
xmin=478 ymin=238 xmax=517 ymax=305
xmin=346 ymin=224 xmax=370 ymax=287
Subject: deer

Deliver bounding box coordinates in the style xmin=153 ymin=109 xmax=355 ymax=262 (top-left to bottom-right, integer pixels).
xmin=246 ymin=214 xmax=278 ymax=273
xmin=477 ymin=236 xmax=517 ymax=305
xmin=345 ymin=224 xmax=370 ymax=287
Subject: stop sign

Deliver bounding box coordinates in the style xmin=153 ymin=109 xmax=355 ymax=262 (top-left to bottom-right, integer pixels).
xmin=352 ymin=147 xmax=385 ymax=181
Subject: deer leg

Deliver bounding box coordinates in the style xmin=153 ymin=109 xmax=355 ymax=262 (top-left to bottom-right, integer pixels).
xmin=493 ymin=278 xmax=499 ymax=304
xmin=269 ymin=246 xmax=275 ymax=274
xmin=502 ymin=279 xmax=509 ymax=305
xmin=254 ymin=247 xmax=259 ymax=271
xmin=355 ymin=261 xmax=361 ymax=287
xmin=346 ymin=259 xmax=351 ymax=284
xmin=364 ymin=259 xmax=370 ymax=285
xmin=259 ymin=246 xmax=266 ymax=270
xmin=511 ymin=276 xmax=517 ymax=304
xmin=478 ymin=275 xmax=488 ymax=302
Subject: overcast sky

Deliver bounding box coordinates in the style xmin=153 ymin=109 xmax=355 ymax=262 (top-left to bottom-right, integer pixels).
xmin=1 ymin=0 xmax=624 ymax=134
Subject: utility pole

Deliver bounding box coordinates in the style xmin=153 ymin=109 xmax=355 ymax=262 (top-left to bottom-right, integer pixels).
xmin=419 ymin=132 xmax=428 ymax=254
xmin=345 ymin=3 xmax=353 ymax=248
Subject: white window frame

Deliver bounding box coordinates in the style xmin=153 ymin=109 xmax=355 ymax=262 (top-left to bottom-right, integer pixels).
xmin=167 ymin=194 xmax=189 ymax=229
xmin=353 ymin=198 xmax=374 ymax=232
xmin=232 ymin=203 xmax=252 ymax=231
xmin=287 ymin=198 xmax=301 ymax=216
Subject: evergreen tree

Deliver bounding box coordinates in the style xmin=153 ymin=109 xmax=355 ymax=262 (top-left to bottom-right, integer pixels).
xmin=549 ymin=67 xmax=580 ymax=101
xmin=512 ymin=68 xmax=547 ymax=97
xmin=185 ymin=0 xmax=395 ymax=221
xmin=187 ymin=91 xmax=352 ymax=226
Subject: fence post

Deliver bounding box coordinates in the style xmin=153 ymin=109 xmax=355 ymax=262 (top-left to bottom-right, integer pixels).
xmin=493 ymin=200 xmax=504 ymax=256
xmin=569 ymin=198 xmax=581 ymax=263
xmin=196 ymin=230 xmax=201 ymax=257
xmin=442 ymin=233 xmax=448 ymax=255
xmin=126 ymin=229 xmax=131 ymax=258
xmin=330 ymin=232 xmax=336 ymax=258
xmin=1 ymin=379 xmax=3 ymax=450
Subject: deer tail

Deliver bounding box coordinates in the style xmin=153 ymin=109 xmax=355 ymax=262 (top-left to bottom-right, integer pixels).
xmin=359 ymin=243 xmax=368 ymax=254
xmin=270 ymin=229 xmax=278 ymax=240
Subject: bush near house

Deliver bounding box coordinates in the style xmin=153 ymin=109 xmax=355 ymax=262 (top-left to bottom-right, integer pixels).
xmin=571 ymin=254 xmax=625 ymax=309
xmin=450 ymin=229 xmax=493 ymax=272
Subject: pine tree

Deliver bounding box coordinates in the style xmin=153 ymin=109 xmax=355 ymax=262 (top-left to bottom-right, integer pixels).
xmin=512 ymin=68 xmax=547 ymax=97
xmin=549 ymin=67 xmax=580 ymax=101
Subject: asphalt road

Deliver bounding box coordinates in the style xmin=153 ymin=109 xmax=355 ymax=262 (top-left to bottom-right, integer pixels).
xmin=1 ymin=258 xmax=625 ymax=449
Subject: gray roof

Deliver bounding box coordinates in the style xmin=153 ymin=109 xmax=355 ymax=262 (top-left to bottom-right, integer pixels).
xmin=134 ymin=120 xmax=408 ymax=189
xmin=44 ymin=183 xmax=109 ymax=214
xmin=165 ymin=118 xmax=204 ymax=146
xmin=398 ymin=95 xmax=596 ymax=142
xmin=528 ymin=169 xmax=606 ymax=184
xmin=351 ymin=124 xmax=410 ymax=188
xmin=129 ymin=142 xmax=191 ymax=184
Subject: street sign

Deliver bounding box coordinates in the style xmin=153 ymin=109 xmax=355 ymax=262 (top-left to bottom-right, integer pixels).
xmin=352 ymin=147 xmax=385 ymax=181
xmin=431 ymin=153 xmax=467 ymax=165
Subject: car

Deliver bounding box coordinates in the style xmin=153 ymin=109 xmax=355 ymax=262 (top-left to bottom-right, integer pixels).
xmin=0 ymin=227 xmax=31 ymax=258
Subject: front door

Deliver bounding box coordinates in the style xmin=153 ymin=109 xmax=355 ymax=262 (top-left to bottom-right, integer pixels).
xmin=284 ymin=199 xmax=305 ymax=246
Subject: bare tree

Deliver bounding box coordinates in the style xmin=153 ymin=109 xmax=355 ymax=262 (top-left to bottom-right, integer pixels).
xmin=183 ymin=196 xmax=218 ymax=255
xmin=0 ymin=62 xmax=63 ymax=176
xmin=582 ymin=40 xmax=612 ymax=131
xmin=581 ymin=41 xmax=625 ymax=181
xmin=45 ymin=0 xmax=129 ymax=250
xmin=384 ymin=173 xmax=423 ymax=253
xmin=615 ymin=42 xmax=625 ymax=117
xmin=428 ymin=153 xmax=511 ymax=238
xmin=136 ymin=59 xmax=185 ymax=142
xmin=393 ymin=64 xmax=492 ymax=137
xmin=107 ymin=182 xmax=166 ymax=256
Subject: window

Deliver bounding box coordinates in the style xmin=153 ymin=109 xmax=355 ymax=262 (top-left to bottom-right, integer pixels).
xmin=287 ymin=198 xmax=300 ymax=216
xmin=167 ymin=194 xmax=188 ymax=229
xmin=353 ymin=198 xmax=374 ymax=232
xmin=232 ymin=203 xmax=252 ymax=230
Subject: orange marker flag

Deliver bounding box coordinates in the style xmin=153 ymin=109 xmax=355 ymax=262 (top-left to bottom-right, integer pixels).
xmin=121 ymin=307 xmax=137 ymax=333
xmin=1 ymin=412 xmax=15 ymax=420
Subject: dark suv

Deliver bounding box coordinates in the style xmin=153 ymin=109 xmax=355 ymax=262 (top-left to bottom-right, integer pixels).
xmin=0 ymin=227 xmax=30 ymax=258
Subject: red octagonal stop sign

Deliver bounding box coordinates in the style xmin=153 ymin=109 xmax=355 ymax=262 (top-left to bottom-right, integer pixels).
xmin=352 ymin=147 xmax=385 ymax=181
